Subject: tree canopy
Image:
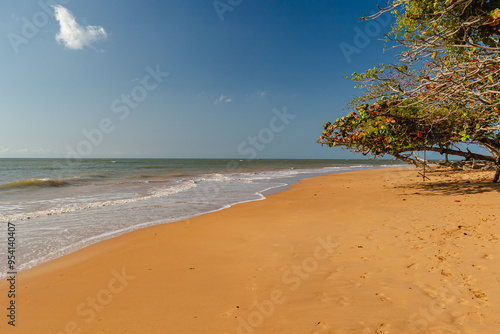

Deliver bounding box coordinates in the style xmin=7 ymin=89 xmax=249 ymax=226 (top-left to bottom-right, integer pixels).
xmin=319 ymin=0 xmax=500 ymax=180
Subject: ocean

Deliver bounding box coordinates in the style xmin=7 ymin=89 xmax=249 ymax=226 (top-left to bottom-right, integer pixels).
xmin=0 ymin=158 xmax=403 ymax=278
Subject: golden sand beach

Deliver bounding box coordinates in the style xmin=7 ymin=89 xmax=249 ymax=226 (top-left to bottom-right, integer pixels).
xmin=1 ymin=167 xmax=500 ymax=333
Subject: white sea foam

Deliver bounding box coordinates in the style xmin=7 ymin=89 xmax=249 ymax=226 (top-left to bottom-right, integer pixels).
xmin=0 ymin=180 xmax=198 ymax=223
xmin=0 ymin=160 xmax=402 ymax=278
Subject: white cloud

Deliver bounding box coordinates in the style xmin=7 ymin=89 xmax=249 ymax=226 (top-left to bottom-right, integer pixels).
xmin=256 ymin=90 xmax=267 ymax=98
xmin=214 ymin=94 xmax=232 ymax=104
xmin=53 ymin=5 xmax=107 ymax=50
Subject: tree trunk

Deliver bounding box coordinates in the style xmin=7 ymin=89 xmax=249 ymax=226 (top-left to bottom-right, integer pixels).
xmin=493 ymin=156 xmax=500 ymax=183
xmin=494 ymin=167 xmax=500 ymax=183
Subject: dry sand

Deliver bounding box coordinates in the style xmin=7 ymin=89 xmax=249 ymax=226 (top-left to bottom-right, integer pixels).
xmin=1 ymin=167 xmax=500 ymax=333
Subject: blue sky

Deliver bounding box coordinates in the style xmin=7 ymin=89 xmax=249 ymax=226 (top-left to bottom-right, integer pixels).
xmin=0 ymin=0 xmax=396 ymax=159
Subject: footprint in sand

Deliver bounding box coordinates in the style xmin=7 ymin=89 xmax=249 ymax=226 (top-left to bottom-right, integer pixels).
xmin=331 ymin=295 xmax=351 ymax=307
xmin=349 ymin=279 xmax=363 ymax=287
xmin=446 ymin=251 xmax=459 ymax=259
xmin=327 ymin=267 xmax=345 ymax=280
xmin=441 ymin=269 xmax=453 ymax=277
xmin=436 ymin=255 xmax=447 ymax=262
xmin=453 ymin=311 xmax=479 ymax=325
xmin=406 ymin=262 xmax=419 ymax=270
xmin=311 ymin=321 xmax=331 ymax=334
xmin=360 ymin=272 xmax=371 ymax=279
xmin=222 ymin=308 xmax=236 ymax=318
xmin=425 ymin=266 xmax=439 ymax=273
xmin=317 ymin=292 xmax=333 ymax=303
xmin=469 ymin=289 xmax=487 ymax=299
xmin=461 ymin=273 xmax=476 ymax=286
xmin=375 ymin=292 xmax=391 ymax=302
xmin=477 ymin=299 xmax=490 ymax=307
xmin=357 ymin=321 xmax=381 ymax=334
xmin=375 ymin=323 xmax=391 ymax=334
xmin=488 ymin=233 xmax=499 ymax=243
xmin=417 ymin=285 xmax=438 ymax=298
xmin=327 ymin=272 xmax=337 ymax=280
xmin=472 ymin=264 xmax=487 ymax=271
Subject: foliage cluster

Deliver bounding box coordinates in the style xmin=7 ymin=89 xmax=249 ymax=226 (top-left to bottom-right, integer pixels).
xmin=319 ymin=0 xmax=500 ymax=180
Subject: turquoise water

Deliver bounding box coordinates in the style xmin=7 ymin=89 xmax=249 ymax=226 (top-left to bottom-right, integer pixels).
xmin=0 ymin=158 xmax=403 ymax=277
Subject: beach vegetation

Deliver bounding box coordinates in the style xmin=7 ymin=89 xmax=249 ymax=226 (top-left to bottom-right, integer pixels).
xmin=320 ymin=0 xmax=500 ymax=181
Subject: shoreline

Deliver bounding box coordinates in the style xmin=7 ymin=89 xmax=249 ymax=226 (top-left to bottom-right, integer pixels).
xmin=2 ymin=166 xmax=500 ymax=333
xmin=0 ymin=165 xmax=392 ymax=279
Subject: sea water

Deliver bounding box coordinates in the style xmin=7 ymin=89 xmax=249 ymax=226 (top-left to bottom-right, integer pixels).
xmin=0 ymin=158 xmax=403 ymax=278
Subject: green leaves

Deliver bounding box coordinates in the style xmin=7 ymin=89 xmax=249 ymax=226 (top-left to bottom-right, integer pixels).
xmin=318 ymin=95 xmax=499 ymax=161
xmin=488 ymin=8 xmax=500 ymax=26
xmin=459 ymin=130 xmax=470 ymax=142
xmin=319 ymin=0 xmax=500 ymax=166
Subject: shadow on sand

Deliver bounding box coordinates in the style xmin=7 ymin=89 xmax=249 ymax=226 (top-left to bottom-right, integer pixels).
xmin=395 ymin=169 xmax=500 ymax=196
